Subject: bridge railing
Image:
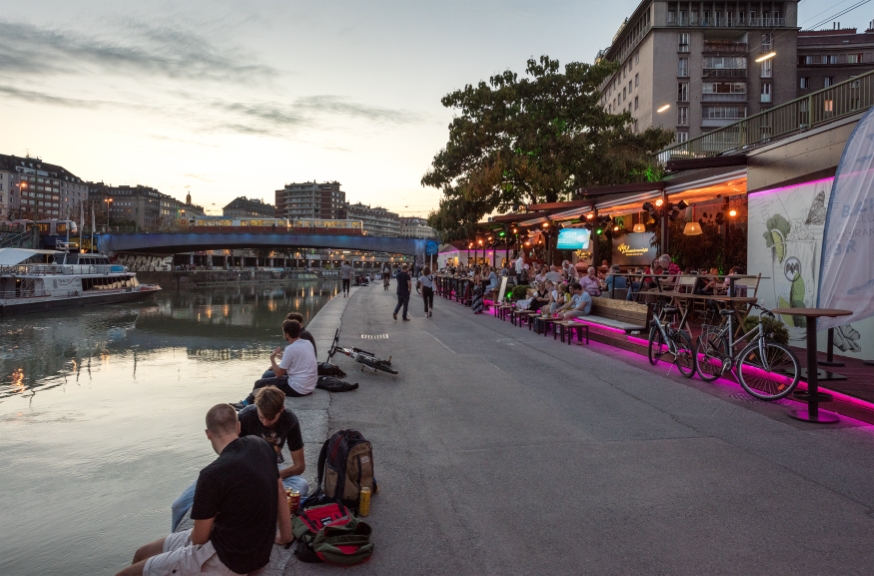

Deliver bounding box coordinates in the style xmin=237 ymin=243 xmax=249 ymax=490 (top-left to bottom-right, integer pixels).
xmin=657 ymin=68 xmax=874 ymax=163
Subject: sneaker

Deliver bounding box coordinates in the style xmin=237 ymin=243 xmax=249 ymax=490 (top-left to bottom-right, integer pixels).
xmin=231 ymin=400 xmax=248 ymax=410
xmin=393 ymin=312 xmax=397 ymax=320
xmin=403 ymin=317 xmax=411 ymax=321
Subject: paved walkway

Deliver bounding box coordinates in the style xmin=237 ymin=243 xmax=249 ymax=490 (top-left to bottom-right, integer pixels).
xmin=276 ymin=284 xmax=874 ymax=574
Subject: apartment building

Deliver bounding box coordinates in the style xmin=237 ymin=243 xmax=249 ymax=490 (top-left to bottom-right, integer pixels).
xmin=399 ymin=217 xmax=437 ymax=239
xmin=345 ymin=203 xmax=401 ymax=237
xmin=223 ymin=196 xmax=276 ymax=218
xmin=88 ymin=183 xmax=204 ymax=231
xmin=797 ymin=25 xmax=874 ymax=95
xmin=275 ymin=181 xmax=346 ymax=220
xmin=598 ymin=0 xmax=799 ymax=142
xmin=0 ymin=154 xmax=87 ymax=220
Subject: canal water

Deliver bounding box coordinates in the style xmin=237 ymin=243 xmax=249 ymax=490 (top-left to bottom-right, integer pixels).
xmin=0 ymin=281 xmax=338 ymax=576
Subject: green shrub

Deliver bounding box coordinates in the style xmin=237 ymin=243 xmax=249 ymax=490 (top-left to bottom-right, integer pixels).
xmin=743 ymin=314 xmax=789 ymax=345
xmin=511 ymin=285 xmax=529 ymax=301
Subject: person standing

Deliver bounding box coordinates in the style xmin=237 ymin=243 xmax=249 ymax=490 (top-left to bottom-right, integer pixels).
xmin=393 ymin=263 xmax=412 ymax=321
xmin=117 ymin=404 xmax=291 ymax=576
xmin=419 ymin=265 xmax=435 ymax=317
xmin=340 ymin=261 xmax=353 ymax=297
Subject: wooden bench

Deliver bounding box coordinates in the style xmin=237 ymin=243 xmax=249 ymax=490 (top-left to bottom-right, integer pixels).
xmin=578 ymin=297 xmax=651 ymax=334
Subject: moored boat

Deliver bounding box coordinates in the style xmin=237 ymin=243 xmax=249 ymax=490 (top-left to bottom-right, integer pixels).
xmin=0 ymin=247 xmax=161 ymax=315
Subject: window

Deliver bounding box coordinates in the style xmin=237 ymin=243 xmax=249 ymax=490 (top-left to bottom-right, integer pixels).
xmin=623 ymin=87 xmax=627 ymax=99
xmin=761 ymin=83 xmax=772 ymax=103
xmin=714 ymin=11 xmax=720 ymax=26
xmin=761 ymin=59 xmax=772 ymax=78
xmin=824 ymin=99 xmax=834 ymax=112
xmin=635 ymin=73 xmax=639 ymax=87
xmin=679 ymin=33 xmax=690 ymax=52
xmin=821 ymin=55 xmax=829 ymax=64
xmin=703 ymin=82 xmax=746 ymax=94
xmin=678 ymin=57 xmax=689 ymax=77
xmin=634 ymin=96 xmax=639 ymax=110
xmin=847 ymin=54 xmax=860 ymax=64
xmin=678 ymin=82 xmax=689 ymax=102
xmin=678 ymin=106 xmax=688 ymax=126
xmin=668 ymin=10 xmax=676 ymax=23
xmin=827 ymin=55 xmax=837 ymax=64
xmin=677 ymin=132 xmax=689 ymax=143
xmin=761 ymin=33 xmax=772 ymax=52
xmin=628 ymin=81 xmax=632 ymax=93
xmin=703 ymin=56 xmax=746 ymax=69
xmin=800 ymin=77 xmax=810 ymax=89
xmin=824 ymin=77 xmax=835 ymax=87
xmin=705 ymin=106 xmax=746 ymax=119
xmin=635 ymin=53 xmax=640 ymax=65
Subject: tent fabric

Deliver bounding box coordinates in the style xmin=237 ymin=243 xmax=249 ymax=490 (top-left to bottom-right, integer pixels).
xmin=817 ymin=106 xmax=874 ymax=331
xmin=0 ymin=248 xmax=58 ymax=267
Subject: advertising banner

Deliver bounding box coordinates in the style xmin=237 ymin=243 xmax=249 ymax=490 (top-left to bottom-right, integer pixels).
xmin=818 ymin=106 xmax=874 ymax=331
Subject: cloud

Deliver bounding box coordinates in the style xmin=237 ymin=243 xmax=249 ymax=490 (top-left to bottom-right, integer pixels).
xmin=0 ymin=19 xmax=276 ymax=84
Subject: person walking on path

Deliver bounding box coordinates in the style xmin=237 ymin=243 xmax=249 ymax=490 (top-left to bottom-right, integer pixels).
xmin=393 ymin=263 xmax=412 ymax=321
xmin=419 ymin=265 xmax=435 ymax=318
xmin=340 ymin=261 xmax=353 ymax=297
xmin=116 ymin=404 xmax=292 ymax=576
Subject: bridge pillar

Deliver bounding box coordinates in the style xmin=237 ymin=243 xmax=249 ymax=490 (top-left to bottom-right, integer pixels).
xmin=207 ymin=255 xmax=213 ymax=268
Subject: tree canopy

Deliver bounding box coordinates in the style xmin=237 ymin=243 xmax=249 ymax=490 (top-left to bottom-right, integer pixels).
xmin=423 ymin=56 xmax=673 ymax=239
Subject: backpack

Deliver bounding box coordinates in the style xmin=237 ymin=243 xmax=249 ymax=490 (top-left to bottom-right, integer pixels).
xmin=318 ymin=362 xmax=346 ymax=378
xmin=316 ymin=376 xmax=359 ymax=393
xmin=292 ymin=500 xmax=373 ymax=565
xmin=318 ymin=429 xmax=375 ymax=511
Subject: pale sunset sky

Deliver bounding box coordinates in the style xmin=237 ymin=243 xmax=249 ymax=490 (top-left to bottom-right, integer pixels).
xmin=0 ymin=0 xmax=863 ymax=216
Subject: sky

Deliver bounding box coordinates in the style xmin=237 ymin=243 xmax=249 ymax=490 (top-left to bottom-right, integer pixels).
xmin=0 ymin=0 xmax=866 ymax=217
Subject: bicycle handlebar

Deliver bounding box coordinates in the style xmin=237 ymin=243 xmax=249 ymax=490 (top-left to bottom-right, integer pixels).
xmin=751 ymin=303 xmax=775 ymax=317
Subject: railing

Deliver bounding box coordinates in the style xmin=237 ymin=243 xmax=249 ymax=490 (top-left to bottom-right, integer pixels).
xmin=0 ymin=264 xmax=127 ymax=276
xmin=669 ymin=17 xmax=786 ymax=27
xmin=658 ymin=68 xmax=874 ymax=162
xmin=703 ymin=41 xmax=747 ymax=53
xmin=703 ymin=69 xmax=747 ymax=79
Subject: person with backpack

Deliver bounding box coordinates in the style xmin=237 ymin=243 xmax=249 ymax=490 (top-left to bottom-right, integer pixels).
xmin=419 ymin=265 xmax=435 ymax=318
xmin=392 ymin=264 xmax=412 ymax=321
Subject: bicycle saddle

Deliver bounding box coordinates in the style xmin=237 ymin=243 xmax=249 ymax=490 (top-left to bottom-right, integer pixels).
xmin=663 ymin=306 xmax=678 ymax=314
xmin=719 ymin=309 xmax=735 ymax=316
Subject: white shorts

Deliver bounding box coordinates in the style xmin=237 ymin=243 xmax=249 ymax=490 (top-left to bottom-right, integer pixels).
xmin=144 ymin=529 xmax=243 ymax=576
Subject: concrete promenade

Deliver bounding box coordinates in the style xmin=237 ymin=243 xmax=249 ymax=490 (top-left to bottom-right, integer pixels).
xmin=277 ymin=284 xmax=873 ymax=574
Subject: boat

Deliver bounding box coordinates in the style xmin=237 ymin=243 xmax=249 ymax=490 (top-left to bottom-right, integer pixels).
xmin=0 ymin=246 xmax=161 ymax=315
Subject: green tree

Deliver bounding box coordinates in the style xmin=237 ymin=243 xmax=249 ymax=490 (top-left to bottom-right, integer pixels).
xmin=423 ymin=56 xmax=674 ymax=237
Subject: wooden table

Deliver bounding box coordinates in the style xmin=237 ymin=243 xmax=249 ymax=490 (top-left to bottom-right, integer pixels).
xmin=772 ymin=308 xmax=852 ymax=424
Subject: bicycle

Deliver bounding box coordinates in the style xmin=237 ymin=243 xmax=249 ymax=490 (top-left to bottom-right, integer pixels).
xmin=647 ymin=302 xmax=696 ymax=378
xmin=327 ymin=329 xmax=398 ymax=374
xmin=695 ymin=304 xmax=800 ymax=401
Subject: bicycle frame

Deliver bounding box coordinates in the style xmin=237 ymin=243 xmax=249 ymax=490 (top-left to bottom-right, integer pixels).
xmin=707 ymin=311 xmax=774 ymax=370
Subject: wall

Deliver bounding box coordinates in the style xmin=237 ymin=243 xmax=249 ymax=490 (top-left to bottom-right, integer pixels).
xmin=747 ymin=177 xmax=874 ymax=358
xmin=115 ymin=253 xmax=173 ymax=272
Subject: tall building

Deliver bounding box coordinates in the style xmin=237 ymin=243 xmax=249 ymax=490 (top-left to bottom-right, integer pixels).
xmin=345 ymin=203 xmax=401 ymax=237
xmin=88 ymin=183 xmax=204 ymax=231
xmin=275 ymin=182 xmax=346 ymax=220
xmin=597 ymin=0 xmax=799 ymax=142
xmin=399 ymin=217 xmax=437 ymax=239
xmin=797 ymin=25 xmax=874 ymax=96
xmin=223 ymin=196 xmax=276 ymax=218
xmin=0 ymin=154 xmax=87 ymax=221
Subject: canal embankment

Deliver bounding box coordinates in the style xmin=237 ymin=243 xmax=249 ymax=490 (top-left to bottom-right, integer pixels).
xmin=136 ymin=270 xmax=325 ymax=290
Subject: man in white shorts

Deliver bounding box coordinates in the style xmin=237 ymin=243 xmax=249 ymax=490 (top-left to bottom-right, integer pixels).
xmin=115 ymin=404 xmax=292 ymax=576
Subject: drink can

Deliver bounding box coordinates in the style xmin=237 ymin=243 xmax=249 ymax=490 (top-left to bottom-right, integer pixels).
xmin=287 ymin=489 xmax=301 ymax=514
xmin=359 ymin=486 xmax=371 ymax=517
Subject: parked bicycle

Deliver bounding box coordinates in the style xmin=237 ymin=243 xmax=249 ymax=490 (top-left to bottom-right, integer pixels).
xmin=647 ymin=302 xmax=696 ymax=378
xmin=695 ymin=304 xmax=800 ymax=400
xmin=327 ymin=329 xmax=398 ymax=374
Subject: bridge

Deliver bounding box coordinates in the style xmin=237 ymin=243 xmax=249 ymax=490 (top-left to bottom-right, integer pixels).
xmin=97 ymin=232 xmax=430 ymax=257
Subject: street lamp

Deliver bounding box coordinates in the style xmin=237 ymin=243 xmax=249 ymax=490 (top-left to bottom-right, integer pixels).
xmin=104 ymin=198 xmax=113 ymax=230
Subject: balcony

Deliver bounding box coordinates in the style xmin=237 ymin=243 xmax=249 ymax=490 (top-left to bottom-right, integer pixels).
xmin=702 ymin=117 xmax=745 ymax=128
xmin=703 ymin=68 xmax=747 ymax=79
xmin=703 ymin=93 xmax=748 ymax=102
xmin=703 ymin=41 xmax=748 ymax=53
xmin=668 ymin=17 xmax=786 ymax=27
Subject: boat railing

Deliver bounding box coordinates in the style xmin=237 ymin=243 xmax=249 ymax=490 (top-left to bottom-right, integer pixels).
xmin=0 ymin=264 xmax=127 ymax=276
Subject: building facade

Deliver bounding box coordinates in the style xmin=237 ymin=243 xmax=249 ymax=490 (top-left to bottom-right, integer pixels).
xmin=0 ymin=154 xmax=87 ymax=221
xmin=345 ymin=203 xmax=401 ymax=237
xmin=598 ymin=0 xmax=799 ymax=142
xmin=88 ymin=183 xmax=204 ymax=231
xmin=399 ymin=217 xmax=437 ymax=239
xmin=222 ymin=196 xmax=276 ymax=218
xmin=797 ymin=26 xmax=874 ymax=96
xmin=275 ymin=181 xmax=346 ymax=220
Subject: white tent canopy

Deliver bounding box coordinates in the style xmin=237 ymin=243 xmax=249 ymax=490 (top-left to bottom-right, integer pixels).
xmin=0 ymin=248 xmax=59 ymax=267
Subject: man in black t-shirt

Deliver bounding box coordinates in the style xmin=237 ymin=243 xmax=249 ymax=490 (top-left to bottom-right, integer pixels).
xmin=117 ymin=404 xmax=291 ymax=576
xmin=393 ymin=263 xmax=412 ymax=321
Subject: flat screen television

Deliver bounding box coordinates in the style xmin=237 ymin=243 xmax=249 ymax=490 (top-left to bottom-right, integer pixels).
xmin=556 ymin=228 xmax=590 ymax=250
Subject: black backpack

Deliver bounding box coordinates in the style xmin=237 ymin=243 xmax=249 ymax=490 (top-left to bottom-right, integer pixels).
xmin=317 ymin=429 xmax=375 ymax=512
xmin=318 ymin=362 xmax=346 ymax=378
xmin=316 ymin=376 xmax=359 ymax=393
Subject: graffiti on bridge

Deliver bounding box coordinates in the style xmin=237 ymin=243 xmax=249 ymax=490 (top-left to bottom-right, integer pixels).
xmin=116 ymin=253 xmax=174 ymax=272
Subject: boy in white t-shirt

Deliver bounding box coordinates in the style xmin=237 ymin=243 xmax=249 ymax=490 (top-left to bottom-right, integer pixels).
xmin=234 ymin=320 xmax=318 ymax=408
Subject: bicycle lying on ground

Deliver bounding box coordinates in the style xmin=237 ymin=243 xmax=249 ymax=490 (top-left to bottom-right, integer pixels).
xmin=647 ymin=302 xmax=696 ymax=378
xmin=327 ymin=329 xmax=398 ymax=374
xmin=695 ymin=304 xmax=800 ymax=400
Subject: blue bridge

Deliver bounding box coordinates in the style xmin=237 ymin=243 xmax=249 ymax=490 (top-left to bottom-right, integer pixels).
xmin=98 ymin=232 xmax=430 ymax=257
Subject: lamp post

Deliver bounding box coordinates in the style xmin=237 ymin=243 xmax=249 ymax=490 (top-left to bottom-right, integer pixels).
xmin=104 ymin=198 xmax=113 ymax=231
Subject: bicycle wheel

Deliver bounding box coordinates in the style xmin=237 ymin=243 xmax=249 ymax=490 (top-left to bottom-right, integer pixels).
xmin=673 ymin=331 xmax=696 ymax=378
xmin=695 ymin=334 xmax=728 ymax=382
xmin=360 ymin=356 xmax=399 ymax=375
xmin=737 ymin=340 xmax=800 ymax=400
xmin=648 ymin=325 xmax=666 ymax=365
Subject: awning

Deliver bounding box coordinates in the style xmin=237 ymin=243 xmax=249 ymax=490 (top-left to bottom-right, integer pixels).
xmin=519 ymin=215 xmax=550 ymax=227
xmin=549 ymin=204 xmax=594 ymax=221
xmin=0 ymin=248 xmax=58 ymax=266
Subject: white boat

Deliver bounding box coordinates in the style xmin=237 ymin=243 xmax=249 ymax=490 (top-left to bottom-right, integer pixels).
xmin=0 ymin=247 xmax=161 ymax=315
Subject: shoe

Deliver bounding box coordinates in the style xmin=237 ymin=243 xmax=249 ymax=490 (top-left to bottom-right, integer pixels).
xmin=393 ymin=312 xmax=397 ymax=320
xmin=403 ymin=317 xmax=411 ymax=321
xmin=231 ymin=400 xmax=248 ymax=410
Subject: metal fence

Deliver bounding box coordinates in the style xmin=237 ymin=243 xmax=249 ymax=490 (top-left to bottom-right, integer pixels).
xmin=657 ymin=69 xmax=874 ymax=163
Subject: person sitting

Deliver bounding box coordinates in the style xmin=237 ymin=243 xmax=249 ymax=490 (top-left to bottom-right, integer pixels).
xmin=556 ymin=282 xmax=593 ymax=319
xmin=171 ymin=387 xmax=309 ymax=532
xmin=724 ymin=266 xmax=746 ymax=296
xmin=548 ymin=282 xmax=569 ymax=315
xmin=235 ymin=319 xmax=318 ymax=408
xmin=579 ymin=267 xmax=602 ymax=297
xmin=118 ymin=404 xmax=292 ymax=576
xmin=544 ymin=265 xmax=562 ymax=284
xmin=527 ymin=281 xmax=551 ymax=311
xmin=660 ymin=254 xmax=681 ymax=275
xmin=484 ymin=265 xmax=500 ymax=300
xmin=606 ymin=265 xmax=627 ymax=292
xmin=260 ymin=312 xmax=317 ymax=380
